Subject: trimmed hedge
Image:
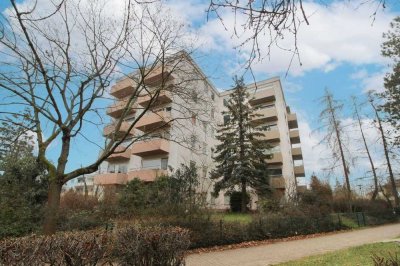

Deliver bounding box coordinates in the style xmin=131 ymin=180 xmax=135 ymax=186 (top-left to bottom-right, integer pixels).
xmin=0 ymin=226 xmax=190 ymax=266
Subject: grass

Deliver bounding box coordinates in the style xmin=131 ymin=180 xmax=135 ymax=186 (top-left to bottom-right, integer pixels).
xmin=278 ymin=242 xmax=400 ymax=266
xmin=211 ymin=212 xmax=253 ymax=224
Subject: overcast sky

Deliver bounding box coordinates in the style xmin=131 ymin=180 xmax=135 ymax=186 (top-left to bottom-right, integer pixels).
xmin=1 ymin=0 xmax=399 ymax=191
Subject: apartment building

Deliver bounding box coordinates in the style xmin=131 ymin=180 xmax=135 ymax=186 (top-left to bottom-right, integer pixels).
xmin=93 ymin=52 xmax=304 ymax=207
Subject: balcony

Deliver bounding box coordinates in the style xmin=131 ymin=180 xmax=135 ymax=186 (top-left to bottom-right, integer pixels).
xmin=288 ymin=113 xmax=298 ymax=129
xmin=294 ymin=165 xmax=305 ymax=177
xmin=249 ymin=88 xmax=275 ymax=105
xmin=132 ymin=138 xmax=169 ymax=156
xmin=94 ymin=172 xmax=127 ymax=185
xmin=270 ymin=177 xmax=285 ymax=189
xmin=289 ymin=130 xmax=300 ymax=144
xmin=144 ymin=66 xmax=174 ymax=86
xmin=107 ymin=99 xmax=137 ymax=118
xmin=134 ymin=111 xmax=171 ymax=132
xmin=106 ymin=146 xmax=131 ymax=161
xmin=110 ymin=78 xmax=136 ymax=99
xmin=103 ymin=122 xmax=135 ymax=138
xmin=266 ymin=152 xmax=282 ymax=164
xmin=260 ymin=129 xmax=280 ymax=141
xmin=127 ymin=169 xmax=168 ymax=182
xmin=292 ymin=147 xmax=303 ymax=160
xmin=138 ymin=90 xmax=172 ymax=107
xmin=252 ymin=107 xmax=278 ymax=124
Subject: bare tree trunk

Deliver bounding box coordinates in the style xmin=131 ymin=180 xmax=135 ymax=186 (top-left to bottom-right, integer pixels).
xmin=327 ymin=94 xmax=352 ymax=208
xmin=352 ymin=98 xmax=379 ymax=200
xmin=43 ymin=179 xmax=62 ymax=235
xmin=369 ymin=97 xmax=399 ymax=207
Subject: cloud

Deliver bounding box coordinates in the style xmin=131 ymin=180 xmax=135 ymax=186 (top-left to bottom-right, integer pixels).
xmin=196 ymin=1 xmax=396 ymax=76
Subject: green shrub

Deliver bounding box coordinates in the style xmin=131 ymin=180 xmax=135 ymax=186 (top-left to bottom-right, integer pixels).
xmin=371 ymin=245 xmax=400 ymax=265
xmin=229 ymin=191 xmax=250 ymax=212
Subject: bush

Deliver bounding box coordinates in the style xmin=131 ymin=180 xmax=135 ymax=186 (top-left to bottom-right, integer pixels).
xmin=229 ymin=191 xmax=250 ymax=212
xmin=114 ymin=225 xmax=190 ymax=266
xmin=0 ymin=230 xmax=111 ymax=265
xmin=0 ymin=226 xmax=190 ymax=265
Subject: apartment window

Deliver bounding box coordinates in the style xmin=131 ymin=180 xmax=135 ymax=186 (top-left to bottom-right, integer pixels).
xmin=191 ymin=91 xmax=198 ymax=103
xmin=202 ymin=121 xmax=208 ymax=132
xmin=224 ymin=194 xmax=230 ymax=205
xmin=202 ymin=166 xmax=207 ymax=178
xmin=191 ymin=135 xmax=197 ymax=149
xmin=211 ymin=108 xmax=214 ymax=119
xmin=191 ymin=113 xmax=197 ymax=125
xmin=166 ymin=106 xmax=172 ymax=112
xmin=269 ymin=168 xmax=282 ymax=176
xmin=210 ymin=194 xmax=216 ymax=205
xmin=142 ymin=158 xmax=161 ymax=169
xmin=202 ymin=142 xmax=207 ymax=154
xmin=223 ymin=115 xmax=230 ymax=125
xmin=161 ymin=158 xmax=168 ymax=170
xmin=211 ymin=92 xmax=215 ymax=101
xmin=107 ymin=164 xmax=116 ymax=173
xmin=223 ymin=98 xmax=229 ymax=107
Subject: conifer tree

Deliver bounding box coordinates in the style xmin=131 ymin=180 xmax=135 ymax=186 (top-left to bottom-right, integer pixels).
xmin=211 ymin=77 xmax=271 ymax=212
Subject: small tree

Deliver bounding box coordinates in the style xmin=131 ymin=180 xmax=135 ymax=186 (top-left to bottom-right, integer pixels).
xmin=317 ymin=89 xmax=352 ymax=210
xmin=211 ymin=77 xmax=271 ymax=212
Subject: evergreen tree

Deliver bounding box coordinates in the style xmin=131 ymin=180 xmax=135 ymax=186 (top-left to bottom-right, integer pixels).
xmin=211 ymin=77 xmax=271 ymax=212
xmin=381 ymin=16 xmax=400 ymax=146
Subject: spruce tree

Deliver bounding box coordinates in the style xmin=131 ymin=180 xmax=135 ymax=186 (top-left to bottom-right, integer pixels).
xmin=211 ymin=77 xmax=271 ymax=212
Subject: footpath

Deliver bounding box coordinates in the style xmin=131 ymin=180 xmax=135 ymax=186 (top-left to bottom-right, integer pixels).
xmin=186 ymin=223 xmax=400 ymax=266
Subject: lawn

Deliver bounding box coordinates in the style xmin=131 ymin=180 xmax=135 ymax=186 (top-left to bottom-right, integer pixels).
xmin=211 ymin=212 xmax=253 ymax=224
xmin=278 ymin=242 xmax=400 ymax=266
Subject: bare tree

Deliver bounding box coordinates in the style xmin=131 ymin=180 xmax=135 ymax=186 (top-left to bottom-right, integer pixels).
xmin=0 ymin=0 xmax=209 ymax=234
xmin=317 ymin=89 xmax=352 ymax=208
xmin=351 ymin=96 xmax=380 ymax=200
xmin=368 ymin=92 xmax=399 ymax=207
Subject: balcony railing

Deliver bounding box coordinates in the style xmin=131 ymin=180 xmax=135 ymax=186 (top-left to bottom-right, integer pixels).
xmin=134 ymin=111 xmax=171 ymax=132
xmin=288 ymin=113 xmax=298 ymax=129
xmin=289 ymin=129 xmax=300 ymax=144
xmin=249 ymin=87 xmax=276 ymax=105
xmin=137 ymin=90 xmax=172 ymax=107
xmin=266 ymin=152 xmax=282 ymax=164
xmin=294 ymin=165 xmax=305 ymax=177
xmin=94 ymin=172 xmax=127 ymax=185
xmin=103 ymin=121 xmax=135 ymax=138
xmin=131 ymin=138 xmax=169 ymax=157
xmin=107 ymin=99 xmax=137 ymax=118
xmin=259 ymin=129 xmax=280 ymax=141
xmin=106 ymin=146 xmax=131 ymax=161
xmin=252 ymin=106 xmax=278 ymax=124
xmin=127 ymin=168 xmax=168 ymax=182
xmin=292 ymin=147 xmax=303 ymax=160
xmin=270 ymin=176 xmax=285 ymax=189
xmin=110 ymin=77 xmax=136 ymax=99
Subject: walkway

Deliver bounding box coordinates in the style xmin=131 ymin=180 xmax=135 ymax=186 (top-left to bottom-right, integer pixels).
xmin=186 ymin=223 xmax=400 ymax=266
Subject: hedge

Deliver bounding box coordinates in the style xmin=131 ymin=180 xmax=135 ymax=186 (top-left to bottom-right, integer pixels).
xmin=0 ymin=225 xmax=190 ymax=266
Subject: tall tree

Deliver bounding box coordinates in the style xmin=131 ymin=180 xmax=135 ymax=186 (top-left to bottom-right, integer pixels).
xmin=369 ymin=92 xmax=399 ymax=207
xmin=318 ymin=89 xmax=352 ymax=208
xmin=0 ymin=0 xmax=201 ymax=234
xmin=381 ymin=16 xmax=400 ymax=148
xmin=211 ymin=77 xmax=271 ymax=212
xmin=351 ymin=96 xmax=380 ymax=200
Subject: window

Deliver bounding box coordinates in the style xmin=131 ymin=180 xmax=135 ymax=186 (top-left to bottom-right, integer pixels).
xmin=211 ymin=92 xmax=215 ymax=101
xmin=161 ymin=158 xmax=168 ymax=170
xmin=211 ymin=108 xmax=214 ymax=119
xmin=191 ymin=135 xmax=197 ymax=149
xmin=202 ymin=166 xmax=207 ymax=178
xmin=223 ymin=98 xmax=229 ymax=106
xmin=191 ymin=90 xmax=198 ymax=103
xmin=269 ymin=168 xmax=282 ymax=176
xmin=202 ymin=142 xmax=207 ymax=154
xmin=142 ymin=159 xmax=161 ymax=169
xmin=166 ymin=106 xmax=172 ymax=112
xmin=210 ymin=194 xmax=216 ymax=205
xmin=224 ymin=194 xmax=230 ymax=205
xmin=223 ymin=115 xmax=230 ymax=125
xmin=191 ymin=113 xmax=197 ymax=125
xmin=202 ymin=121 xmax=207 ymax=132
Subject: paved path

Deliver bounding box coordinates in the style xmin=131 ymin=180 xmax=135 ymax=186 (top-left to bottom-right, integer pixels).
xmin=186 ymin=223 xmax=400 ymax=266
